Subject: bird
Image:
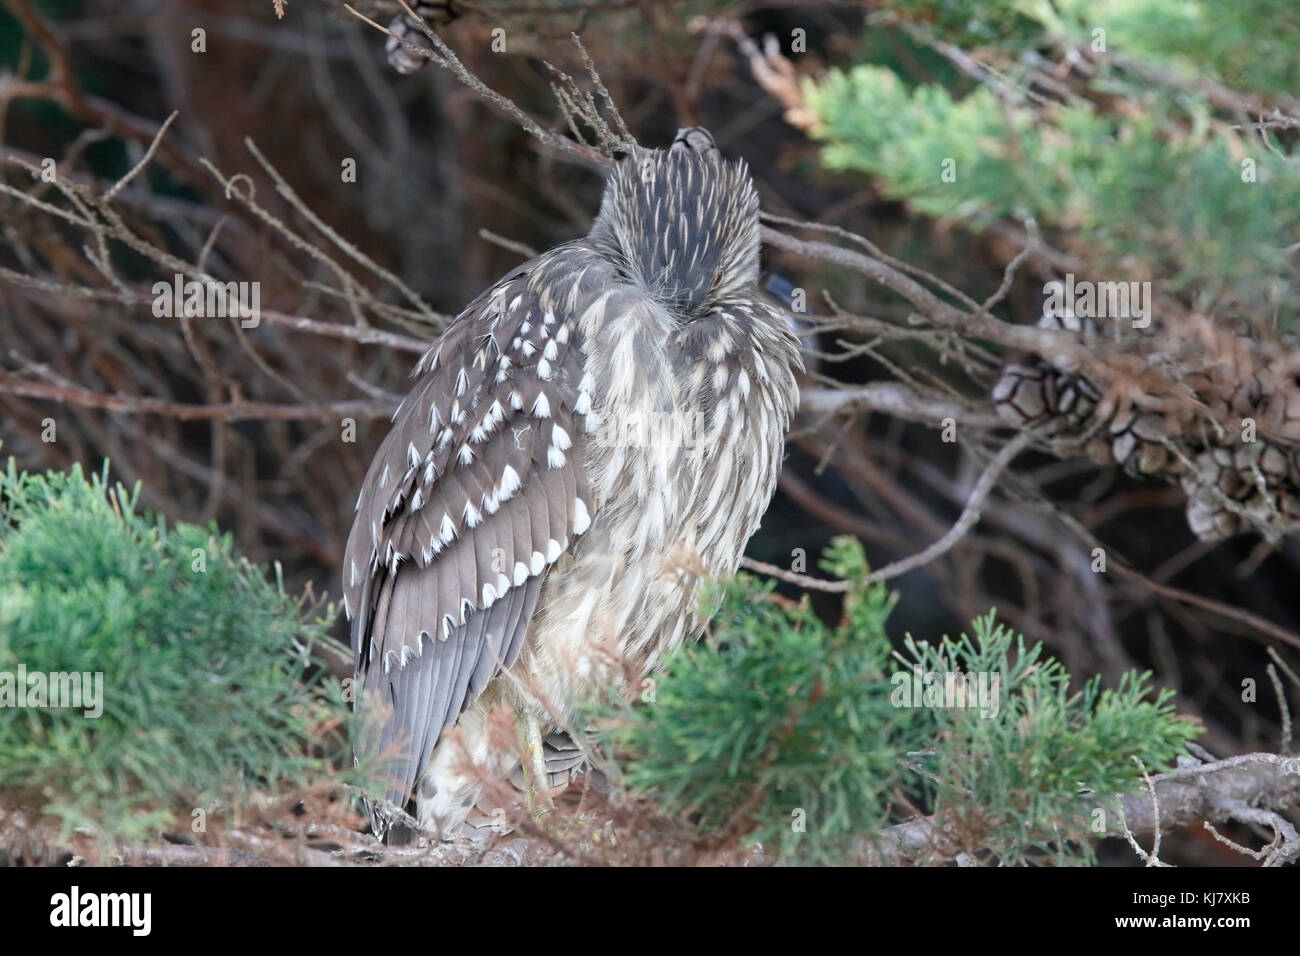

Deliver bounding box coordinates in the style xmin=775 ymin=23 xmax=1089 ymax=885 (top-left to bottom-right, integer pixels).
xmin=342 ymin=127 xmax=802 ymax=840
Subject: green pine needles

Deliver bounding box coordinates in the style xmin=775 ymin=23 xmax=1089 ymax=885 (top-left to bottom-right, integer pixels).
xmin=804 ymin=0 xmax=1300 ymax=328
xmin=0 ymin=459 xmax=345 ymax=843
xmin=605 ymin=538 xmax=1201 ymax=865
xmin=0 ymin=460 xmax=1204 ymax=864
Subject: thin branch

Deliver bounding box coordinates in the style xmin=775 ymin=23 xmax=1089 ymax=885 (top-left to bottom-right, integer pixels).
xmin=241 ymin=136 xmax=437 ymax=319
xmin=343 ymin=3 xmax=616 ymax=167
xmin=0 ymin=374 xmax=391 ymax=422
xmin=0 ymin=272 xmax=429 ymax=352
xmin=863 ymin=431 xmax=1034 ymax=584
xmin=799 ymin=383 xmax=1005 ymax=430
xmin=742 ymin=431 xmax=1034 ymax=590
xmin=102 ymin=109 xmax=178 ymax=203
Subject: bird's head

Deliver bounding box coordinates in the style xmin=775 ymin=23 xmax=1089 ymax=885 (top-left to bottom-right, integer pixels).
xmin=589 ymin=127 xmax=761 ymax=318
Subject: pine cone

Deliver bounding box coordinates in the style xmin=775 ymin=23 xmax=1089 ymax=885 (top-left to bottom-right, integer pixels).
xmin=993 ymin=306 xmax=1300 ymax=543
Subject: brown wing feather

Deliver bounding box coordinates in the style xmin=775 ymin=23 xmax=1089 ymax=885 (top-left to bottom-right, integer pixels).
xmin=343 ymin=247 xmax=601 ymax=813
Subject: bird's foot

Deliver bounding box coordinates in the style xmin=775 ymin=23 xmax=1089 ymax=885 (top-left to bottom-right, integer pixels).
xmin=517 ymin=710 xmax=556 ymax=820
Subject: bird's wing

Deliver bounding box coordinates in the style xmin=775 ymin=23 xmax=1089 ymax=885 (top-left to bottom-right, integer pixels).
xmin=343 ymin=248 xmax=604 ymax=813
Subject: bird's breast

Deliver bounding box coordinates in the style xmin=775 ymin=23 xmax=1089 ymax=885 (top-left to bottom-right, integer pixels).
xmin=518 ymin=294 xmax=798 ymax=711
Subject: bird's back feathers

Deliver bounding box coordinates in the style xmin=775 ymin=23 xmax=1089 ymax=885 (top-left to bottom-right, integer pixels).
xmin=344 ymin=246 xmax=607 ymax=816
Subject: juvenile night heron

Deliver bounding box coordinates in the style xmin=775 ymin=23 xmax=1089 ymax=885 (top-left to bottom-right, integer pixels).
xmin=343 ymin=127 xmax=801 ymax=839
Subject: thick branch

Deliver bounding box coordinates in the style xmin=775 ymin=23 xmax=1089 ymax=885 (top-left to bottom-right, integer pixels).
xmin=871 ymin=753 xmax=1300 ymax=865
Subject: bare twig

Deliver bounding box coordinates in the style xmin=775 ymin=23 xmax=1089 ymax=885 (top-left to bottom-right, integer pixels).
xmin=741 ymin=431 xmax=1034 ymax=590
xmin=102 ymin=109 xmax=178 ymax=203
xmin=343 ymin=3 xmax=618 ymax=167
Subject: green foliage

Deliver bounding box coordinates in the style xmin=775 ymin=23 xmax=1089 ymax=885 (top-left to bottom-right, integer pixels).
xmin=879 ymin=1 xmax=1300 ymax=95
xmin=0 ymin=459 xmax=346 ymax=844
xmin=606 ymin=538 xmax=907 ymax=864
xmin=1083 ymin=0 xmax=1300 ymax=96
xmin=878 ymin=0 xmax=1049 ymax=50
xmin=806 ymin=1 xmax=1300 ymax=327
xmin=605 ymin=538 xmax=1200 ymax=865
xmin=900 ymin=613 xmax=1197 ymax=865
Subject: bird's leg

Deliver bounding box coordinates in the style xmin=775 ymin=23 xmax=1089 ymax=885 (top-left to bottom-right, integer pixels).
xmin=516 ymin=708 xmax=554 ymax=819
